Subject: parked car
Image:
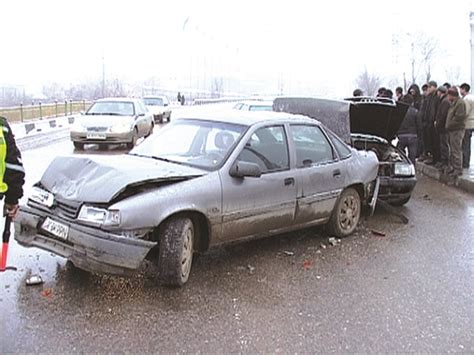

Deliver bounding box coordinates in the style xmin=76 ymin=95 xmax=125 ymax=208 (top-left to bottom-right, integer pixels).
xmin=233 ymin=101 xmax=274 ymax=112
xmin=15 ymin=110 xmax=378 ymax=286
xmin=143 ymin=95 xmax=172 ymax=123
xmin=71 ymin=98 xmax=154 ymax=150
xmin=274 ymin=96 xmax=416 ymax=206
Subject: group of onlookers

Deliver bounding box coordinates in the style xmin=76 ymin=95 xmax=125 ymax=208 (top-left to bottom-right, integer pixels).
xmin=353 ymin=82 xmax=473 ymax=178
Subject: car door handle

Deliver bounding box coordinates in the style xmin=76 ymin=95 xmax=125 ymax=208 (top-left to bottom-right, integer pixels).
xmin=333 ymin=169 xmax=341 ymax=178
xmin=284 ymin=177 xmax=295 ymax=186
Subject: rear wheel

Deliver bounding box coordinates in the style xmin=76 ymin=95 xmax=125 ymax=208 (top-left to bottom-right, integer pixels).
xmin=156 ymin=216 xmax=194 ymax=287
xmin=127 ymin=128 xmax=138 ymax=149
xmin=328 ymin=187 xmax=361 ymax=237
xmin=73 ymin=142 xmax=84 ymax=150
xmin=167 ymin=112 xmax=171 ymax=122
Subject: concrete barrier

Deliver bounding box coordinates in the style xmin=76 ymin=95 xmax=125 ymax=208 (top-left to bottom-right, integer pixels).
xmin=11 ymin=115 xmax=77 ymax=139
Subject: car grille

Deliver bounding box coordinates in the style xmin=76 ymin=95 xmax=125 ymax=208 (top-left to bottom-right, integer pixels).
xmin=87 ymin=127 xmax=108 ymax=132
xmin=54 ymin=199 xmax=81 ymax=219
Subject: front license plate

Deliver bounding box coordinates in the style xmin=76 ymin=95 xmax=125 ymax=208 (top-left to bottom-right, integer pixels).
xmin=41 ymin=217 xmax=69 ymax=240
xmin=86 ymin=133 xmax=106 ymax=140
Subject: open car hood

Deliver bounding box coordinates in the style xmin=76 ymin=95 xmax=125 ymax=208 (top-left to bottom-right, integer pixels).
xmin=40 ymin=155 xmax=206 ymax=203
xmin=273 ymin=96 xmax=409 ymax=142
xmin=346 ymin=97 xmax=409 ymax=141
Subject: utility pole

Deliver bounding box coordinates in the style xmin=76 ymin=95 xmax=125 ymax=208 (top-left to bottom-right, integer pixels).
xmin=102 ymin=55 xmax=105 ymax=98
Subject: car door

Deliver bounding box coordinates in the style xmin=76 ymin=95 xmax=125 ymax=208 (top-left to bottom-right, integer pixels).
xmin=134 ymin=101 xmax=148 ymax=136
xmin=289 ymin=124 xmax=347 ymax=225
xmin=220 ymin=124 xmax=297 ymax=241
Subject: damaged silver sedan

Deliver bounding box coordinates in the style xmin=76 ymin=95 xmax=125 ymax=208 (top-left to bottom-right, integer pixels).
xmin=15 ymin=110 xmax=378 ymax=286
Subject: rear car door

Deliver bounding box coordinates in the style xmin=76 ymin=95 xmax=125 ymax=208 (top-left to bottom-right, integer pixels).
xmin=221 ymin=124 xmax=297 ymax=241
xmin=289 ymin=124 xmax=347 ymax=225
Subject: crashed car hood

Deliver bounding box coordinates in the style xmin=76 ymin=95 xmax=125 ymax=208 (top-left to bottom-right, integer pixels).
xmin=274 ymin=96 xmax=409 ymax=142
xmin=40 ymin=155 xmax=206 ymax=203
xmin=346 ymin=98 xmax=409 ymax=141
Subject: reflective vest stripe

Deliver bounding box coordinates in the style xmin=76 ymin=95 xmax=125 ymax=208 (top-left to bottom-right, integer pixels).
xmin=0 ymin=126 xmax=8 ymax=193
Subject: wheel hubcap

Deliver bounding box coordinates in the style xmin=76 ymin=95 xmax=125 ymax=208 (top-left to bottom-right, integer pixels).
xmin=181 ymin=226 xmax=193 ymax=278
xmin=339 ymin=195 xmax=359 ymax=231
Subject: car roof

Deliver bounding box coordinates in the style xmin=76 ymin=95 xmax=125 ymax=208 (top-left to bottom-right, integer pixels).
xmin=95 ymin=97 xmax=142 ymax=103
xmin=175 ymin=108 xmax=320 ymax=126
xmin=237 ymin=100 xmax=274 ymax=107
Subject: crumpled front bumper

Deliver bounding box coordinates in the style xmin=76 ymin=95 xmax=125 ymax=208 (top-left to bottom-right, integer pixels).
xmin=14 ymin=206 xmax=157 ymax=276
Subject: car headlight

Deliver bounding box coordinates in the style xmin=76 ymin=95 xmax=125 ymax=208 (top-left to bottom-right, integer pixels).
xmin=28 ymin=186 xmax=54 ymax=207
xmin=71 ymin=122 xmax=85 ymax=133
xmin=394 ymin=163 xmax=415 ymax=176
xmin=109 ymin=123 xmax=132 ymax=133
xmin=77 ymin=206 xmax=121 ymax=226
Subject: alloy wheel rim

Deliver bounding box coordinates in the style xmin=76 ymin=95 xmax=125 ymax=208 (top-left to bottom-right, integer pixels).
xmin=181 ymin=226 xmax=193 ymax=279
xmin=339 ymin=195 xmax=359 ymax=231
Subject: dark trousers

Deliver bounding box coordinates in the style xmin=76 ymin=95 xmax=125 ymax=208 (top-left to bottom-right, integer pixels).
xmin=398 ymin=134 xmax=418 ymax=164
xmin=462 ymin=129 xmax=472 ymax=168
xmin=448 ymin=129 xmax=464 ymax=174
xmin=422 ymin=125 xmax=432 ymax=155
xmin=439 ymin=132 xmax=449 ymax=165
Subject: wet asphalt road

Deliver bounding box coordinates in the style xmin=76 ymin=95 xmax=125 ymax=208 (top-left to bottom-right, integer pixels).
xmin=1 ymin=135 xmax=473 ymax=353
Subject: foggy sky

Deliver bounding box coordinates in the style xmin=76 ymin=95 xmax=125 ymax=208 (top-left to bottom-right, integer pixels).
xmin=0 ymin=0 xmax=473 ymax=97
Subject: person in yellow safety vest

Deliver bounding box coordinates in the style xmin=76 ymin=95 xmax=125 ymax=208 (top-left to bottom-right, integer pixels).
xmin=0 ymin=116 xmax=25 ymax=218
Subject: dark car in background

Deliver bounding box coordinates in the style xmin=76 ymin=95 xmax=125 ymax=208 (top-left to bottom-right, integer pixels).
xmin=274 ymin=96 xmax=416 ymax=206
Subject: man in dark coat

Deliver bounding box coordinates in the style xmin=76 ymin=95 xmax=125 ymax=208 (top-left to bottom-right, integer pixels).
xmin=445 ymin=87 xmax=467 ymax=177
xmin=397 ymin=95 xmax=420 ymax=163
xmin=434 ymin=86 xmax=450 ymax=170
xmin=421 ymin=81 xmax=440 ymax=165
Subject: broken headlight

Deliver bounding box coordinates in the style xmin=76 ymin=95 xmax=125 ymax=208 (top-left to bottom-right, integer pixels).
xmin=77 ymin=206 xmax=121 ymax=226
xmin=29 ymin=186 xmax=55 ymax=208
xmin=394 ymin=163 xmax=415 ymax=176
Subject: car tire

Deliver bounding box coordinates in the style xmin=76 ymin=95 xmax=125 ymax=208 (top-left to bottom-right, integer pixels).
xmin=73 ymin=142 xmax=84 ymax=150
xmin=127 ymin=128 xmax=138 ymax=149
xmin=167 ymin=113 xmax=171 ymax=122
xmin=389 ymin=197 xmax=411 ymax=206
xmin=146 ymin=123 xmax=154 ymax=137
xmin=328 ymin=187 xmax=361 ymax=238
xmin=157 ymin=216 xmax=194 ymax=287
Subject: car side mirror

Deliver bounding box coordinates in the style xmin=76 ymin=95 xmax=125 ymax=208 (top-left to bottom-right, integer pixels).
xmin=164 ymin=103 xmax=168 ymax=107
xmin=229 ymin=161 xmax=261 ymax=178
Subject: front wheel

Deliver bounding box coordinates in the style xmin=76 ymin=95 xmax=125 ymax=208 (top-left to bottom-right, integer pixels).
xmin=328 ymin=187 xmax=361 ymax=237
xmin=73 ymin=142 xmax=84 ymax=150
xmin=126 ymin=128 xmax=138 ymax=149
xmin=157 ymin=216 xmax=195 ymax=287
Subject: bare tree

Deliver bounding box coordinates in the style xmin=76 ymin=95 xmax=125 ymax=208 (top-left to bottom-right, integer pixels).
xmin=408 ymin=32 xmax=440 ymax=85
xmin=355 ymin=67 xmax=381 ymax=96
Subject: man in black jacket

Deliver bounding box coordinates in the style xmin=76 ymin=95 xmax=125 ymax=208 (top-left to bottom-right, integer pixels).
xmin=397 ymin=95 xmax=420 ymax=163
xmin=0 ymin=116 xmax=25 ymax=218
xmin=434 ymin=86 xmax=450 ymax=170
xmin=421 ymin=81 xmax=440 ymax=165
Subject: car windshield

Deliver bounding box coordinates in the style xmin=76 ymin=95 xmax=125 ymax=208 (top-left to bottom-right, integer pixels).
xmin=86 ymin=101 xmax=135 ymax=116
xmin=143 ymin=98 xmax=164 ymax=106
xmin=130 ymin=119 xmax=247 ymax=170
xmin=249 ymin=105 xmax=272 ymax=112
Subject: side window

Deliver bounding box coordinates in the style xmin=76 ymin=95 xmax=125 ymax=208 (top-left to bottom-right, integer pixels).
xmin=326 ymin=129 xmax=352 ymax=159
xmin=240 ymin=104 xmax=249 ymax=111
xmin=237 ymin=125 xmax=289 ymax=173
xmin=290 ymin=125 xmax=335 ymax=167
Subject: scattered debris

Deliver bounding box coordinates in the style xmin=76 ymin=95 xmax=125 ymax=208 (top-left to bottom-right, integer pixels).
xmin=283 ymin=251 xmax=295 ymax=256
xmin=316 ymin=250 xmax=322 ymax=254
xmin=316 ymin=275 xmax=321 ymax=279
xmin=320 ymin=243 xmax=327 ymax=249
xmin=371 ymin=229 xmax=386 ymax=237
xmin=328 ymin=237 xmax=342 ymax=246
xmin=40 ymin=288 xmax=53 ymax=297
xmin=423 ymin=194 xmax=431 ymax=201
xmin=247 ymin=264 xmax=255 ymax=274
xmin=26 ymin=275 xmax=44 ymax=286
xmin=303 ymin=260 xmax=313 ymax=270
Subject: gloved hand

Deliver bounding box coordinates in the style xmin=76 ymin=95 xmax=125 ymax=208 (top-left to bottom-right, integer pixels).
xmin=4 ymin=204 xmax=19 ymax=218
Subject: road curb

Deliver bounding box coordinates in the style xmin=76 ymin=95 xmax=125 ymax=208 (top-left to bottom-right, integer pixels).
xmin=416 ymin=162 xmax=474 ymax=194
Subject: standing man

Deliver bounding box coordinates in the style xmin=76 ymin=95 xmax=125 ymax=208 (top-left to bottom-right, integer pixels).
xmin=460 ymin=83 xmax=473 ymax=169
xmin=397 ymin=95 xmax=420 ymax=163
xmin=445 ymin=87 xmax=467 ymax=177
xmin=0 ymin=116 xmax=25 ymax=217
xmin=395 ymin=87 xmax=403 ymax=101
xmin=434 ymin=86 xmax=450 ymax=170
xmin=421 ymin=81 xmax=440 ymax=165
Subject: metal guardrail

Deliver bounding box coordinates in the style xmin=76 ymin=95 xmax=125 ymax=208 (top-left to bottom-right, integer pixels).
xmin=192 ymin=97 xmax=249 ymax=105
xmin=0 ymin=100 xmax=91 ymax=123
